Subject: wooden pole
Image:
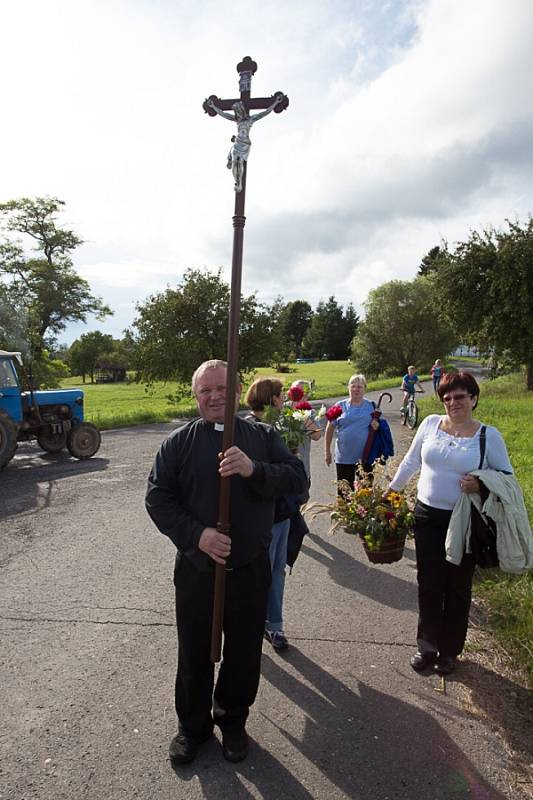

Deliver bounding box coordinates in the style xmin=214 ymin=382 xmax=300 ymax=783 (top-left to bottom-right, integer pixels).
xmin=210 ymin=163 xmax=247 ymax=663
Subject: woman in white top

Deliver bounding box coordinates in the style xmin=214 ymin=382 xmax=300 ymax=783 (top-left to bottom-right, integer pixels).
xmin=389 ymin=371 xmax=512 ymax=675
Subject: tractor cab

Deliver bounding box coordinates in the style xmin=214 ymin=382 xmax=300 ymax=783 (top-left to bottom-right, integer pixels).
xmin=0 ymin=351 xmax=24 ymax=423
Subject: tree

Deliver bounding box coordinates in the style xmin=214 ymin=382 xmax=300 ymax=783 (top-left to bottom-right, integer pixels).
xmin=129 ymin=268 xmax=277 ymax=384
xmin=302 ymin=296 xmax=359 ymax=359
xmin=69 ymin=331 xmax=115 ymax=383
xmin=0 ymin=197 xmax=112 ymax=365
xmin=350 ymin=278 xmax=457 ymax=378
xmin=433 ymin=219 xmax=533 ymax=389
xmin=418 ymin=245 xmax=444 ymax=276
xmin=278 ymin=300 xmax=313 ymax=359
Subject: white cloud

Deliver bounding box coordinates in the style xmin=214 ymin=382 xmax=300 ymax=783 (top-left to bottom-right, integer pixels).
xmin=1 ymin=0 xmax=532 ymax=341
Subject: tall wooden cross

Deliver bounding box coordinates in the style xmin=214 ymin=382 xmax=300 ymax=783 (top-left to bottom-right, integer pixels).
xmin=203 ymin=57 xmax=289 ymax=662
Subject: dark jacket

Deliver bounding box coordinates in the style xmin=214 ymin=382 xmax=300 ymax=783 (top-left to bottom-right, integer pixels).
xmin=145 ymin=416 xmax=307 ymax=570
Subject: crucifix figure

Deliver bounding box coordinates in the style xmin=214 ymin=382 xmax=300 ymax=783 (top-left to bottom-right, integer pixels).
xmin=205 ymin=95 xmax=286 ymax=192
xmin=203 ymin=58 xmax=289 ymax=663
xmin=203 ymin=56 xmax=288 ymax=193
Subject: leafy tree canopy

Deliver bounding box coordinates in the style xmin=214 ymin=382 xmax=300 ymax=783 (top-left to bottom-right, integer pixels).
xmin=433 ymin=218 xmax=533 ymax=388
xmin=351 ymin=277 xmax=457 ymax=378
xmin=0 ymin=197 xmax=112 ymax=367
xmin=68 ymin=331 xmax=115 ymax=384
xmin=129 ymin=268 xmax=277 ymax=385
xmin=302 ymin=296 xmax=359 ymax=359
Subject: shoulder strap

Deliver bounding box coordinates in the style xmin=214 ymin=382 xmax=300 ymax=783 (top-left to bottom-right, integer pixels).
xmin=478 ymin=425 xmax=487 ymax=469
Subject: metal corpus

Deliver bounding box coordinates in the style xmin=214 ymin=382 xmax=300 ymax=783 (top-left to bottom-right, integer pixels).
xmin=204 ymin=57 xmax=288 ymax=662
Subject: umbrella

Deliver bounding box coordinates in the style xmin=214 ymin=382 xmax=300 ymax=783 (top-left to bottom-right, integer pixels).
xmin=362 ymin=392 xmax=394 ymax=467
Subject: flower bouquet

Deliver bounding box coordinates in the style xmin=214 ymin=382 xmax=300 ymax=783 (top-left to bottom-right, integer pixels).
xmin=262 ymin=404 xmax=311 ymax=451
xmin=306 ymin=464 xmax=414 ymax=564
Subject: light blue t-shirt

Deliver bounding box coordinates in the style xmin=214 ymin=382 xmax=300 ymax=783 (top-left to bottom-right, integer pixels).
xmin=332 ymin=398 xmax=374 ymax=464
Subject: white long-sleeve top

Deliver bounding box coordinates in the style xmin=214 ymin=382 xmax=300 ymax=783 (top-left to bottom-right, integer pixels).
xmin=389 ymin=415 xmax=513 ymax=510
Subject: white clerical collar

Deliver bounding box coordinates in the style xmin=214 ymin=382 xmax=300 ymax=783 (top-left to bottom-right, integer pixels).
xmin=214 ymin=423 xmax=224 ymax=431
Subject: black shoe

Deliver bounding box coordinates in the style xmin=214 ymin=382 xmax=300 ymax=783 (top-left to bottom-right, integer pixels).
xmin=264 ymin=629 xmax=289 ymax=651
xmin=221 ymin=728 xmax=249 ymax=763
xmin=434 ymin=655 xmax=456 ymax=675
xmin=410 ymin=650 xmax=438 ymax=671
xmin=169 ymin=728 xmax=212 ymax=765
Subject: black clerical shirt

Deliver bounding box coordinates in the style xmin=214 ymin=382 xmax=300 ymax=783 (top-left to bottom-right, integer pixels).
xmin=145 ymin=416 xmax=307 ymax=570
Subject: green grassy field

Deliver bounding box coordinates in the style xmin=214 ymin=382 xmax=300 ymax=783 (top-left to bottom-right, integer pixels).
xmin=419 ymin=373 xmax=533 ymax=685
xmin=63 ymin=361 xmax=431 ymax=429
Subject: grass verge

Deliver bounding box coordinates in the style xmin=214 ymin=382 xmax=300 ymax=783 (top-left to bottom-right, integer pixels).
xmin=63 ymin=363 xmax=432 ymax=430
xmin=419 ymin=373 xmax=533 ymax=686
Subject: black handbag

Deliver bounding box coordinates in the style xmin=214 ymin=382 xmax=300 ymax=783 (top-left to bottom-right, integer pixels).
xmin=469 ymin=426 xmax=499 ymax=568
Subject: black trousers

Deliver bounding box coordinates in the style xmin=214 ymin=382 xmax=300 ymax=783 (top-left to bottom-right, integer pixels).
xmin=173 ymin=551 xmax=271 ymax=737
xmin=414 ymin=501 xmax=476 ymax=657
xmin=335 ymin=462 xmax=373 ymax=493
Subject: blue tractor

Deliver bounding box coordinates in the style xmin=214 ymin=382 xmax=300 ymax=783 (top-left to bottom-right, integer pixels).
xmin=0 ymin=350 xmax=101 ymax=469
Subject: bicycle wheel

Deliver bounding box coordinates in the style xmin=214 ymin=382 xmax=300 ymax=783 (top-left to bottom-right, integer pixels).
xmin=406 ymin=400 xmax=418 ymax=429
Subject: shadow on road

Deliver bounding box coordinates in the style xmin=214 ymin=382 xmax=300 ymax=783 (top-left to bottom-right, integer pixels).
xmin=302 ymin=532 xmax=418 ymax=612
xmin=173 ymin=649 xmax=509 ymax=799
xmin=458 ymin=659 xmax=533 ymax=785
xmin=0 ymin=451 xmax=110 ymax=520
xmin=258 ymin=648 xmax=509 ymax=800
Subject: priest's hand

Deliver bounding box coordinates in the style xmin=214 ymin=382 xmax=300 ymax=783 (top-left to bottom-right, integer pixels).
xmin=199 ymin=527 xmax=232 ymax=565
xmin=218 ymin=446 xmax=254 ymax=478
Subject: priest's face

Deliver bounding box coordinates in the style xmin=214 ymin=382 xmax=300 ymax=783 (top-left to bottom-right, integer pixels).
xmin=193 ymin=365 xmax=241 ymax=424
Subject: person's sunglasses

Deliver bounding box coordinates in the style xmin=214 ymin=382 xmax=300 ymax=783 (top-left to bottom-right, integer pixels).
xmin=442 ymin=393 xmax=472 ymax=403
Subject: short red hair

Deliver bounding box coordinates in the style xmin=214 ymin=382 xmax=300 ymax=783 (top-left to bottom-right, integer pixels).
xmin=437 ymin=371 xmax=480 ymax=407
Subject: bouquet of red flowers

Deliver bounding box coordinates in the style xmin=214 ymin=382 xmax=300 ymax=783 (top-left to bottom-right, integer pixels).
xmin=326 ymin=404 xmax=343 ymax=422
xmin=293 ymin=400 xmax=312 ymax=411
xmin=287 ymin=385 xmax=304 ymax=402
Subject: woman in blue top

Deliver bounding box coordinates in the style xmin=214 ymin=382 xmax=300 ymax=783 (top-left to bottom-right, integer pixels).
xmin=324 ymin=374 xmax=377 ymax=488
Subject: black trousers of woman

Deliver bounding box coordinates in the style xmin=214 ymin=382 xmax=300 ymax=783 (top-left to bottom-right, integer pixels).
xmin=414 ymin=501 xmax=476 ymax=657
xmin=335 ymin=462 xmax=373 ymax=492
xmin=173 ymin=551 xmax=271 ymax=738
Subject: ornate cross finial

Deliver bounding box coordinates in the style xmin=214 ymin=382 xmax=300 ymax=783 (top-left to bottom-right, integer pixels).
xmin=203 ymin=57 xmax=289 ymax=192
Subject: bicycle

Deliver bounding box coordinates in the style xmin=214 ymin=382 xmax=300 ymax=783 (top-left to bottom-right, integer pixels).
xmin=400 ymin=390 xmax=424 ymax=430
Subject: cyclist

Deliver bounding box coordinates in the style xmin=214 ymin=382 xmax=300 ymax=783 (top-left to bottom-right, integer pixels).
xmin=431 ymin=359 xmax=445 ymax=395
xmin=401 ymin=365 xmax=424 ymax=411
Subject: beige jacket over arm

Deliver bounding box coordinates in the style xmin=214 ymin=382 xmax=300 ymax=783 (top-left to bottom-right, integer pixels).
xmin=445 ymin=469 xmax=533 ymax=574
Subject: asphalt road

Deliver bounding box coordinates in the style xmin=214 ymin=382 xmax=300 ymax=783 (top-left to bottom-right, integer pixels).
xmin=0 ymin=374 xmax=524 ymax=800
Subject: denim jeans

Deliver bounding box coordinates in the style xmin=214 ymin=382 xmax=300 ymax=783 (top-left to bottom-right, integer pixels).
xmin=265 ymin=518 xmax=290 ymax=632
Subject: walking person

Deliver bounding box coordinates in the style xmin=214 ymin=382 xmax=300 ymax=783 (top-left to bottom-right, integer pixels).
xmin=431 ymin=359 xmax=445 ymax=395
xmin=388 ymin=371 xmax=513 ymax=675
xmin=324 ymin=374 xmax=379 ymax=488
xmin=146 ymin=360 xmax=307 ymax=765
xmin=245 ymin=377 xmax=319 ymax=651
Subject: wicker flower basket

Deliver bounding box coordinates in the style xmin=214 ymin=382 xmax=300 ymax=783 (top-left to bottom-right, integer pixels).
xmin=361 ymin=534 xmax=407 ymax=564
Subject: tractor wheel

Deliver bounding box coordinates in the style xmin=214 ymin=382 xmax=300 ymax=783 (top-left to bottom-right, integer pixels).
xmin=0 ymin=410 xmax=18 ymax=469
xmin=37 ymin=427 xmax=67 ymax=453
xmin=67 ymin=423 xmax=101 ymax=460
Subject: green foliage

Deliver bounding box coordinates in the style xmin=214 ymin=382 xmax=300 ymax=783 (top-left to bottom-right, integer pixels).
xmin=302 ymin=296 xmax=358 ymax=359
xmin=350 ymin=277 xmax=457 ymax=378
xmin=276 ymin=299 xmax=313 ymax=359
xmin=0 ymin=197 xmax=112 ymax=359
xmin=27 ymin=351 xmax=70 ymax=389
xmin=433 ymin=218 xmax=533 ymax=388
xmin=418 ymin=245 xmax=445 ymax=276
xmin=419 ymin=373 xmax=533 ymax=685
xmin=68 ymin=332 xmax=131 ymax=384
xmin=129 ymin=268 xmax=276 ymax=384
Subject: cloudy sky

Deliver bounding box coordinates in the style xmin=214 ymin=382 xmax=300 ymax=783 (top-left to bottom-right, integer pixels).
xmin=1 ymin=0 xmax=532 ymax=343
